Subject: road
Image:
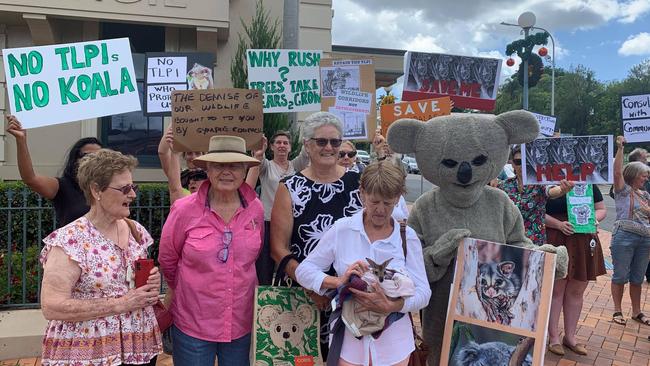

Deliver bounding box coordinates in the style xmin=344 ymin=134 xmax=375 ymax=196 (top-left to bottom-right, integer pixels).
xmin=404 ymin=174 xmax=617 ymax=232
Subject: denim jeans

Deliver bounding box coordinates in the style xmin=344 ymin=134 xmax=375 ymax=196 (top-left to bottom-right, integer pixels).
xmin=171 ymin=325 xmax=251 ymax=366
xmin=611 ymin=227 xmax=650 ymax=285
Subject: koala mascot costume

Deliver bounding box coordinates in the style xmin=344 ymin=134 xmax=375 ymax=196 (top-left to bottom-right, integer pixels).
xmin=387 ymin=110 xmax=569 ymax=365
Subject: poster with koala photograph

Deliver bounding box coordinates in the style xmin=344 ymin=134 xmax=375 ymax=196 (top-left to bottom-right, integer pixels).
xmin=566 ymin=183 xmax=597 ymax=233
xmin=252 ymin=286 xmax=322 ymax=366
xmin=440 ymin=238 xmax=556 ymax=366
xmin=521 ymin=135 xmax=613 ymax=185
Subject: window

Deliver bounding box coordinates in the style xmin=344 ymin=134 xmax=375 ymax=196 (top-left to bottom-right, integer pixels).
xmin=100 ymin=23 xmax=165 ymax=167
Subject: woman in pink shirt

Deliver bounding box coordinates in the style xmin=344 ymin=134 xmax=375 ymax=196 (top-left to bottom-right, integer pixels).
xmin=159 ymin=135 xmax=264 ymax=366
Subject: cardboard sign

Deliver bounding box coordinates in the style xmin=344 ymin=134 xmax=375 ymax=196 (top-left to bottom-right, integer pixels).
xmin=171 ymin=88 xmax=263 ymax=152
xmin=440 ymin=239 xmax=555 ymax=366
xmin=379 ymin=97 xmax=452 ymax=136
xmin=246 ymin=49 xmax=322 ymax=113
xmin=566 ymin=184 xmax=597 ymax=234
xmin=531 ymin=112 xmax=556 ymax=137
xmin=320 ymin=58 xmax=376 ymax=141
xmin=621 ymin=94 xmax=650 ymax=143
xmin=3 ymin=38 xmax=139 ymax=128
xmin=522 ymin=135 xmax=613 ymax=185
xmin=402 ymin=51 xmax=502 ymax=111
xmin=144 ymin=52 xmax=215 ymax=116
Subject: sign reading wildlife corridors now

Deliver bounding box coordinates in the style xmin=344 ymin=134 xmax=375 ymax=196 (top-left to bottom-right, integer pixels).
xmin=3 ymin=38 xmax=140 ymax=128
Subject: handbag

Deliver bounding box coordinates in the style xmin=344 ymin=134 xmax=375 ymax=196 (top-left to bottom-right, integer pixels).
xmin=399 ymin=222 xmax=430 ymax=366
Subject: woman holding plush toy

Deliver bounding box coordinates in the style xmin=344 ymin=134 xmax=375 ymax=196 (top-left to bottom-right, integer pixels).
xmin=295 ymin=161 xmax=431 ymax=366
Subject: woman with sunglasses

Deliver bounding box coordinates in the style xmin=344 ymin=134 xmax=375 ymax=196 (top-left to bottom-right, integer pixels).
xmin=496 ymin=145 xmax=574 ymax=245
xmin=39 ymin=149 xmax=162 ymax=366
xmin=271 ymin=112 xmax=364 ymax=358
xmin=337 ymin=140 xmax=365 ymax=173
xmin=159 ymin=135 xmax=263 ymax=366
xmin=6 ymin=115 xmax=102 ymax=227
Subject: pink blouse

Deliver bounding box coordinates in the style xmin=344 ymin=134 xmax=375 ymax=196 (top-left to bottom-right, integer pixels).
xmin=40 ymin=217 xmax=162 ymax=366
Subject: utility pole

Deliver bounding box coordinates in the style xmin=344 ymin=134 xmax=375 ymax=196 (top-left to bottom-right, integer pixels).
xmin=284 ymin=0 xmax=299 ymax=128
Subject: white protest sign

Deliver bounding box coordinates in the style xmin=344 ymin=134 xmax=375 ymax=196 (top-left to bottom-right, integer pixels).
xmin=328 ymin=107 xmax=368 ymax=140
xmin=246 ymin=49 xmax=322 ymax=113
xmin=146 ymin=84 xmax=188 ymax=114
xmin=621 ymin=94 xmax=650 ymax=120
xmin=531 ymin=112 xmax=556 ymax=137
xmin=622 ymin=118 xmax=650 ymax=143
xmin=334 ymin=89 xmax=372 ymax=114
xmin=3 ymin=38 xmax=139 ymax=129
xmin=146 ymin=56 xmax=187 ymax=83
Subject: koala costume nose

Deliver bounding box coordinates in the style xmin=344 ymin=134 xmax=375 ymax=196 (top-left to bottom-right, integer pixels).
xmin=283 ymin=332 xmax=290 ymax=339
xmin=457 ymin=162 xmax=472 ymax=184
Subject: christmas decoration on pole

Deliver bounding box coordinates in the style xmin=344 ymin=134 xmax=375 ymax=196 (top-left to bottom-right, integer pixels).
xmin=538 ymin=47 xmax=548 ymax=57
xmin=506 ymin=58 xmax=515 ymax=67
xmin=505 ymin=31 xmax=549 ymax=88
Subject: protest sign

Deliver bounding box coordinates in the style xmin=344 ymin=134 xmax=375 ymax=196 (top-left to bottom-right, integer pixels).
xmin=171 ymin=88 xmax=263 ymax=152
xmin=144 ymin=52 xmax=215 ymax=116
xmin=320 ymin=58 xmax=376 ymax=140
xmin=522 ymin=135 xmax=613 ymax=185
xmin=531 ymin=112 xmax=556 ymax=137
xmin=3 ymin=38 xmax=139 ymax=128
xmin=566 ymin=184 xmax=597 ymax=234
xmin=621 ymin=93 xmax=650 ymax=143
xmin=379 ymin=96 xmax=452 ymax=136
xmin=402 ymin=51 xmax=502 ymax=111
xmin=440 ymin=238 xmax=555 ymax=366
xmin=246 ymin=49 xmax=322 ymax=113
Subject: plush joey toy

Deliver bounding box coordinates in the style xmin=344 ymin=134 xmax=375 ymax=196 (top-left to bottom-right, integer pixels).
xmin=387 ymin=110 xmax=568 ymax=365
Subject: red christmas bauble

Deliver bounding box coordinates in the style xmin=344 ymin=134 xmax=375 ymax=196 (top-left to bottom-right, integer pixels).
xmin=538 ymin=47 xmax=548 ymax=57
xmin=506 ymin=58 xmax=515 ymax=67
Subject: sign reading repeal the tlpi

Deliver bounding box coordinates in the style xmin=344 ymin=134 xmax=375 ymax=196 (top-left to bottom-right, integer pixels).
xmin=3 ymin=38 xmax=140 ymax=128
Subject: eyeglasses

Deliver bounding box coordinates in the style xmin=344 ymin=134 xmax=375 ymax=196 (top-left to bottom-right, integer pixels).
xmin=513 ymin=158 xmax=522 ymax=166
xmin=338 ymin=151 xmax=357 ymax=159
xmin=310 ymin=138 xmax=342 ymax=148
xmin=108 ymin=184 xmax=139 ymax=195
xmin=217 ymin=230 xmax=233 ymax=263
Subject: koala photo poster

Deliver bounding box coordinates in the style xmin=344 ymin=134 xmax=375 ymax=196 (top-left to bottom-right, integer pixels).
xmin=566 ymin=184 xmax=597 ymax=233
xmin=521 ymin=135 xmax=613 ymax=185
xmin=440 ymin=238 xmax=556 ymax=366
xmin=252 ymin=286 xmax=321 ymax=366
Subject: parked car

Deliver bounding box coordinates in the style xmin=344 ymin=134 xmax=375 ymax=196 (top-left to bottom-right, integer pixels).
xmin=402 ymin=156 xmax=419 ymax=174
xmin=356 ymin=150 xmax=370 ymax=165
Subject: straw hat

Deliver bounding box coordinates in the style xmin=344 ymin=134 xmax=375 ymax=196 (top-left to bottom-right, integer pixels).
xmin=192 ymin=135 xmax=260 ymax=169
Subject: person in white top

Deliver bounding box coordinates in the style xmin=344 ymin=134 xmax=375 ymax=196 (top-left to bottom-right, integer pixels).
xmin=296 ymin=161 xmax=431 ymax=366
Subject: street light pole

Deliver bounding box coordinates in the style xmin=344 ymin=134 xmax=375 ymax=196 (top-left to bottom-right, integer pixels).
xmin=532 ymin=26 xmax=555 ymax=116
xmin=522 ymin=27 xmax=530 ymax=110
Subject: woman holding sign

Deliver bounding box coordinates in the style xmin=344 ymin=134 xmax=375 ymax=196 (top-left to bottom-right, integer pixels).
xmin=609 ymin=136 xmax=650 ymax=327
xmin=545 ymin=184 xmax=607 ymax=356
xmin=6 ymin=115 xmax=102 ymax=227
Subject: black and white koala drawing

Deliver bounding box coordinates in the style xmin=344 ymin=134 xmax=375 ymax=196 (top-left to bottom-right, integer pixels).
xmin=571 ymin=204 xmax=592 ymax=225
xmin=455 ymin=340 xmax=533 ymax=366
xmin=257 ymin=304 xmax=314 ymax=353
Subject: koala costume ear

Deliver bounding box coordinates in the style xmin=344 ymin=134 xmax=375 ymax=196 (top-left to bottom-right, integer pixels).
xmin=494 ymin=110 xmax=540 ymax=144
xmin=258 ymin=305 xmax=280 ymax=330
xmin=295 ymin=304 xmax=314 ymax=326
xmin=386 ymin=118 xmax=424 ymax=154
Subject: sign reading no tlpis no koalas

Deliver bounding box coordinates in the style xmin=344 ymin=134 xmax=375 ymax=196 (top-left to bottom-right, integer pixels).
xmin=2 ymin=38 xmax=140 ymax=128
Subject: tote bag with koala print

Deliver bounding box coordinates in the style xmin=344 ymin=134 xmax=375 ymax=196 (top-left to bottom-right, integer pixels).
xmin=252 ymin=286 xmax=322 ymax=366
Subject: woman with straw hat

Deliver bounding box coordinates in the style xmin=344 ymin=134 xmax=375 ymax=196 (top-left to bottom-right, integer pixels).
xmin=159 ymin=135 xmax=264 ymax=366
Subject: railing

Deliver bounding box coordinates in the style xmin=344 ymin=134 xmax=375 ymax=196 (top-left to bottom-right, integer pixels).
xmin=0 ymin=184 xmax=170 ymax=309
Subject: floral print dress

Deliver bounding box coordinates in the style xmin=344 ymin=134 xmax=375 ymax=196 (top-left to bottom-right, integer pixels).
xmin=40 ymin=217 xmax=162 ymax=366
xmin=497 ymin=177 xmax=549 ymax=245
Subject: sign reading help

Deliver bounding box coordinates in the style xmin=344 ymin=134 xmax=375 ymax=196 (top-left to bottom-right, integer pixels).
xmin=3 ymin=38 xmax=140 ymax=128
xmin=246 ymin=49 xmax=322 ymax=113
xmin=171 ymin=88 xmax=263 ymax=152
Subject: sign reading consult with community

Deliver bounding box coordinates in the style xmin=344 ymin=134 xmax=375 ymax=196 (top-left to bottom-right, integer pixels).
xmin=2 ymin=38 xmax=140 ymax=128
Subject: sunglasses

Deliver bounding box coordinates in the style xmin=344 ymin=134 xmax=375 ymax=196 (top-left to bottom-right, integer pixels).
xmin=217 ymin=230 xmax=233 ymax=263
xmin=338 ymin=151 xmax=357 ymax=159
xmin=310 ymin=138 xmax=342 ymax=148
xmin=108 ymin=184 xmax=139 ymax=195
xmin=513 ymin=158 xmax=522 ymax=166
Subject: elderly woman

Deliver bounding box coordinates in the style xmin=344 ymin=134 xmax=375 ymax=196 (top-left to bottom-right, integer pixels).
xmin=271 ymin=112 xmax=364 ymax=356
xmin=159 ymin=135 xmax=264 ymax=366
xmin=338 ymin=140 xmax=364 ymax=173
xmin=6 ymin=115 xmax=102 ymax=227
xmin=609 ymin=136 xmax=650 ymax=327
xmin=296 ymin=161 xmax=431 ymax=366
xmin=39 ymin=149 xmax=161 ymax=365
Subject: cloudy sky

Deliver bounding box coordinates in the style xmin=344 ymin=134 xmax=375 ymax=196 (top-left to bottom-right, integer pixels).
xmin=331 ymin=0 xmax=650 ymax=84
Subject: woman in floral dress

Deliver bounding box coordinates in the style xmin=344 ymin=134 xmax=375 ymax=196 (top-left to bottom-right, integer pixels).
xmin=39 ymin=149 xmax=162 ymax=366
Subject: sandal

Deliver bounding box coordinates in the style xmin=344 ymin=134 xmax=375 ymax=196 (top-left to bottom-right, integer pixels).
xmin=612 ymin=311 xmax=627 ymax=325
xmin=632 ymin=312 xmax=650 ymax=326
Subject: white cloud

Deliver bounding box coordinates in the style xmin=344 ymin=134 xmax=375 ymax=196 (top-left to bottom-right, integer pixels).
xmin=619 ymin=0 xmax=650 ymax=23
xmin=618 ymin=32 xmax=650 ymax=56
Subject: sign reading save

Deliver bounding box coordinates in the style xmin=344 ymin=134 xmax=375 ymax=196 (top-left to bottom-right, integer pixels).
xmin=380 ymin=97 xmax=452 ymax=135
xmin=3 ymin=38 xmax=140 ymax=128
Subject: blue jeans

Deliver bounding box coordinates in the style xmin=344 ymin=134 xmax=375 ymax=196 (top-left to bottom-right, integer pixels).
xmin=611 ymin=227 xmax=650 ymax=285
xmin=171 ymin=325 xmax=251 ymax=366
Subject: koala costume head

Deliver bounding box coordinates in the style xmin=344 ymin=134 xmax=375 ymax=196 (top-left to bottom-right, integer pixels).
xmin=387 ymin=110 xmax=539 ymax=207
xmin=258 ymin=304 xmax=314 ymax=352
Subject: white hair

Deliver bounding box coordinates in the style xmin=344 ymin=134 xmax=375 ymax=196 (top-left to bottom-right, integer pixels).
xmin=301 ymin=112 xmax=343 ymax=140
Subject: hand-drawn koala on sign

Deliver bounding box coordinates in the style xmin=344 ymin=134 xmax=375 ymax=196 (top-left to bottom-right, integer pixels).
xmin=257 ymin=304 xmax=315 ymax=353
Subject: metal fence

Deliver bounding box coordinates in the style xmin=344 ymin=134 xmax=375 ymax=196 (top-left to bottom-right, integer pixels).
xmin=0 ymin=186 xmax=169 ymax=309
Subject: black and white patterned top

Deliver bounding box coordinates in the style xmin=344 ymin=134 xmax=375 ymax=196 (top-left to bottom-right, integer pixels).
xmin=282 ymin=171 xmax=362 ymax=262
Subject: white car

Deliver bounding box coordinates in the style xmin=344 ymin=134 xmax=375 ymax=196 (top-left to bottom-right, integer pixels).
xmin=356 ymin=150 xmax=370 ymax=165
xmin=402 ymin=156 xmax=419 ymax=174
